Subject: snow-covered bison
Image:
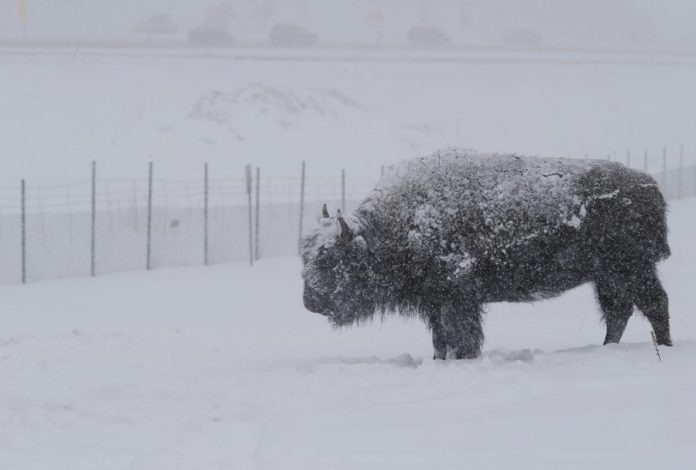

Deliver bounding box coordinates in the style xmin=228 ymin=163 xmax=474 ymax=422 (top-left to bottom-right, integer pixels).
xmin=301 ymin=150 xmax=672 ymax=359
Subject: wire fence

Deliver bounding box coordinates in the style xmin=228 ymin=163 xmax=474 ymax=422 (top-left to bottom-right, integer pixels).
xmin=0 ymin=148 xmax=694 ymax=285
xmin=0 ymin=162 xmax=377 ymax=285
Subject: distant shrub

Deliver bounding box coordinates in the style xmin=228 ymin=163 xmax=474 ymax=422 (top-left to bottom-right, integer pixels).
xmin=407 ymin=26 xmax=451 ymax=47
xmin=188 ymin=28 xmax=235 ymax=47
xmin=502 ymin=29 xmax=543 ymax=46
xmin=269 ymin=23 xmax=318 ymax=47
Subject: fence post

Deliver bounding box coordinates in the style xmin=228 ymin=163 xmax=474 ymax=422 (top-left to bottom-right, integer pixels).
xmin=90 ymin=161 xmax=96 ymax=277
xmin=132 ymin=181 xmax=139 ymax=230
xmin=662 ymin=147 xmax=667 ymax=194
xmin=21 ymin=179 xmax=26 ymax=284
xmin=255 ymin=166 xmax=260 ymax=261
xmin=298 ymin=161 xmax=306 ymax=255
xmin=246 ymin=164 xmax=253 ymax=267
xmin=678 ymin=144 xmax=684 ymax=199
xmin=146 ymin=162 xmax=153 ymax=270
xmin=204 ymin=162 xmax=209 ymax=266
xmin=66 ymin=186 xmax=74 ymax=243
xmin=643 ymin=150 xmax=648 ymax=172
xmin=381 ymin=165 xmax=385 ymax=178
xmin=626 ymin=150 xmax=631 ymax=168
xmin=37 ymin=187 xmax=45 ymax=244
xmin=341 ymin=169 xmax=346 ymax=212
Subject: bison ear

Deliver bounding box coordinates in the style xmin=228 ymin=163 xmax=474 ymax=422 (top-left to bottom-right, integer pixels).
xmin=322 ymin=204 xmax=330 ymax=218
xmin=336 ymin=209 xmax=352 ymax=243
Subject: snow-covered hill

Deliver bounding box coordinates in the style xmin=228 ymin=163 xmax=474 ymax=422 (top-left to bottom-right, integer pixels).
xmin=1 ymin=197 xmax=694 ymax=469
xmin=2 ymin=53 xmax=695 ymax=186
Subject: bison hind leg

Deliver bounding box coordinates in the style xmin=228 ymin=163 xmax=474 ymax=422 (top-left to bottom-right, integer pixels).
xmin=595 ymin=262 xmax=672 ymax=347
xmin=633 ymin=265 xmax=672 ymax=346
xmin=595 ymin=276 xmax=634 ymax=345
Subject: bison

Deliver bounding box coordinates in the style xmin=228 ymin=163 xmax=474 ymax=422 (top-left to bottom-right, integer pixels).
xmin=301 ymin=150 xmax=672 ymax=359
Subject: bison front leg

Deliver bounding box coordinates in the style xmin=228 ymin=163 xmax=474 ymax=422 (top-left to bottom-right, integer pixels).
xmin=440 ymin=301 xmax=484 ymax=359
xmin=428 ymin=313 xmax=448 ymax=360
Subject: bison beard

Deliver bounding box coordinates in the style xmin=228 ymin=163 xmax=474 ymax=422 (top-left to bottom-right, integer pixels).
xmin=301 ymin=150 xmax=672 ymax=359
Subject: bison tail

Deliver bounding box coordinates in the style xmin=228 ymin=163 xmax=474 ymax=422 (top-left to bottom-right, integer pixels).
xmin=626 ymin=182 xmax=671 ymax=263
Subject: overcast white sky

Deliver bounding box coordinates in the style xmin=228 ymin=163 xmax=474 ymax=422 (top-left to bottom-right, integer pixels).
xmin=1 ymin=0 xmax=695 ymax=48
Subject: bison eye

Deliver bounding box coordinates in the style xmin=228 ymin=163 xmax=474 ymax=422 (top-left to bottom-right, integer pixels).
xmin=317 ymin=250 xmax=338 ymax=268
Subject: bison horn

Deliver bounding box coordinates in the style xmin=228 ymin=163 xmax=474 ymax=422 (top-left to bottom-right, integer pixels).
xmin=322 ymin=204 xmax=330 ymax=218
xmin=336 ymin=209 xmax=351 ymax=242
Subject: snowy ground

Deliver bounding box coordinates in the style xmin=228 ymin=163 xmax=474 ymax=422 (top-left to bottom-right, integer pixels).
xmin=1 ymin=197 xmax=694 ymax=469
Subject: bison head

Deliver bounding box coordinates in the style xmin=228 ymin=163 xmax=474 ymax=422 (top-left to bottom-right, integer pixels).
xmin=301 ymin=205 xmax=374 ymax=327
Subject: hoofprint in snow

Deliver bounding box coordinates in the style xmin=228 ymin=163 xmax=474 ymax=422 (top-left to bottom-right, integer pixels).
xmin=0 ymin=197 xmax=694 ymax=469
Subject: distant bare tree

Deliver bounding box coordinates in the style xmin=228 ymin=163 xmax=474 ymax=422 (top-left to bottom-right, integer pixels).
xmin=558 ymin=0 xmax=654 ymax=45
xmin=133 ymin=13 xmax=177 ymax=43
xmin=418 ymin=0 xmax=430 ymax=26
xmin=459 ymin=0 xmax=474 ymax=45
xmin=202 ymin=0 xmax=235 ymax=32
xmin=367 ymin=7 xmax=385 ymax=46
xmin=409 ymin=0 xmax=450 ymax=47
xmin=189 ymin=1 xmax=236 ymax=47
xmin=251 ymin=0 xmax=281 ymax=28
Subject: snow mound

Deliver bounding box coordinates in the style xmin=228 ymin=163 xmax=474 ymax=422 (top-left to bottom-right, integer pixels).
xmin=483 ymin=348 xmax=541 ymax=364
xmin=189 ymin=84 xmax=363 ymax=128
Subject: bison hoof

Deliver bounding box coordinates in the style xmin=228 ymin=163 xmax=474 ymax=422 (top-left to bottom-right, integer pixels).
xmin=433 ymin=347 xmax=480 ymax=360
xmin=447 ymin=346 xmax=480 ymax=360
xmin=653 ymin=331 xmax=673 ymax=347
xmin=433 ymin=350 xmax=447 ymax=360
